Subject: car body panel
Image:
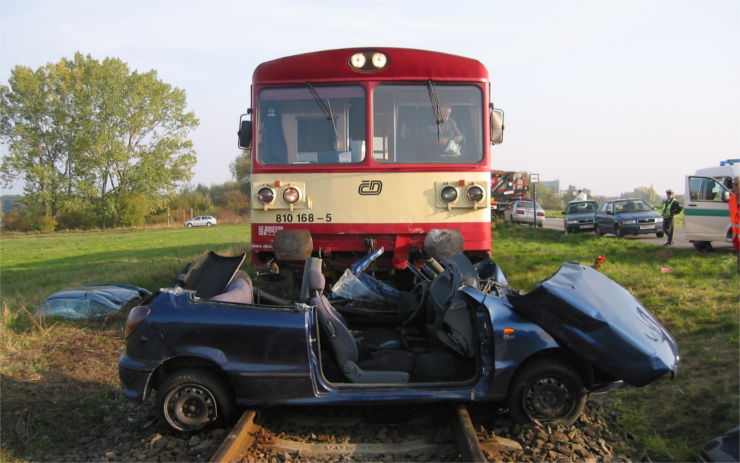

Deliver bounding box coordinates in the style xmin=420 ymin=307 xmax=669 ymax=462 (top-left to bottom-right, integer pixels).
xmin=185 ymin=216 xmax=217 ymax=227
xmin=684 ymin=175 xmax=732 ymax=243
xmin=504 ymin=200 xmax=545 ymax=225
xmin=508 ymin=262 xmax=679 ymax=386
xmin=119 ymin=252 xmax=678 ymax=415
xmin=595 ymin=199 xmax=663 ymax=236
xmin=563 ymin=200 xmax=598 ymax=233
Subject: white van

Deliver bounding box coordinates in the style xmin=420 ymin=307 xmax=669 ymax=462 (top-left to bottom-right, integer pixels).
xmin=684 ymin=159 xmax=739 ymax=251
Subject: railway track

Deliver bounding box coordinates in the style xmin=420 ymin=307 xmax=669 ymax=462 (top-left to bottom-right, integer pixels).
xmin=210 ymin=403 xmax=492 ymax=462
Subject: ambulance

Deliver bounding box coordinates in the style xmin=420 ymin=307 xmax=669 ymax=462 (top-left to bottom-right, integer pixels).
xmin=684 ymin=159 xmax=739 ymax=251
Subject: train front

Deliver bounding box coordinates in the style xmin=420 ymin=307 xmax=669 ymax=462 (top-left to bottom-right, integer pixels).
xmin=242 ymin=48 xmax=504 ymax=271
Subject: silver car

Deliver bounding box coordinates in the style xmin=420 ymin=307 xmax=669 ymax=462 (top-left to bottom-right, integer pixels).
xmin=504 ymin=200 xmax=545 ymax=227
xmin=184 ymin=216 xmax=217 ymax=228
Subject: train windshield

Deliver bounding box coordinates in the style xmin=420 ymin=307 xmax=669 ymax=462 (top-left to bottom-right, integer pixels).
xmin=256 ymin=85 xmax=366 ymax=166
xmin=373 ymin=84 xmax=484 ymax=164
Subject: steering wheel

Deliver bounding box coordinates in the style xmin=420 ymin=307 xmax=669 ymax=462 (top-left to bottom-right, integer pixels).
xmin=402 ymin=282 xmax=428 ymax=325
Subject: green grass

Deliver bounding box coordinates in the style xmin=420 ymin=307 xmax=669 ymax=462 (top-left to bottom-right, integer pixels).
xmin=1 ymin=222 xmax=737 ymax=461
xmin=491 ymin=221 xmax=739 ymax=461
xmin=1 ymin=224 xmax=252 ymax=315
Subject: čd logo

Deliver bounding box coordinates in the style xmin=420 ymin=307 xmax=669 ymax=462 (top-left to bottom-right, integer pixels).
xmin=358 ymin=180 xmax=382 ymax=195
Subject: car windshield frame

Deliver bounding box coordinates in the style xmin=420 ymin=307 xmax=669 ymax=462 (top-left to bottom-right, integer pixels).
xmin=566 ymin=202 xmax=597 ymax=214
xmin=613 ymin=200 xmax=652 ymax=213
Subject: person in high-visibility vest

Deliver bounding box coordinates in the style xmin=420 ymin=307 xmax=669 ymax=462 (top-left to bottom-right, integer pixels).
xmin=661 ymin=189 xmax=682 ymax=246
xmin=730 ymin=177 xmax=740 ymax=252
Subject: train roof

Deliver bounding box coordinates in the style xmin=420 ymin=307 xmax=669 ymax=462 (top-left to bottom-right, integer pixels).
xmin=253 ymin=47 xmax=489 ymax=84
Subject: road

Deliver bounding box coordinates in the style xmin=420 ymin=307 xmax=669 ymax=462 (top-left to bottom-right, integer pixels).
xmin=540 ymin=217 xmax=734 ymax=252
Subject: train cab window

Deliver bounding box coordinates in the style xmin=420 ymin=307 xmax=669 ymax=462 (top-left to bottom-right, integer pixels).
xmin=372 ymin=84 xmax=483 ymax=164
xmin=256 ymin=85 xmax=366 ymax=166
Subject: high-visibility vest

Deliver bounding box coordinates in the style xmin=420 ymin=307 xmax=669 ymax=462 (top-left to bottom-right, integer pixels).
xmin=730 ymin=193 xmax=740 ymax=239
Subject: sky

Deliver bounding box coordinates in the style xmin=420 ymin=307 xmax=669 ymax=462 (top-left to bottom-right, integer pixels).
xmin=1 ymin=0 xmax=738 ymax=198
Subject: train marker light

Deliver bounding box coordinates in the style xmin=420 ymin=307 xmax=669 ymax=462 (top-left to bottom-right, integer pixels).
xmin=350 ymin=53 xmax=367 ymax=69
xmin=349 ymin=51 xmax=389 ymax=71
xmin=371 ymin=52 xmax=387 ymax=69
xmin=465 ymin=185 xmax=485 ymax=204
xmin=283 ymin=186 xmax=301 ymax=204
xmin=257 ymin=187 xmax=276 ymax=211
xmin=440 ymin=186 xmax=458 ymax=204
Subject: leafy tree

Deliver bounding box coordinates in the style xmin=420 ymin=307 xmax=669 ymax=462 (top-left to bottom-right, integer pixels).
xmin=0 ymin=53 xmax=198 ymax=228
xmin=230 ymin=149 xmax=250 ymax=194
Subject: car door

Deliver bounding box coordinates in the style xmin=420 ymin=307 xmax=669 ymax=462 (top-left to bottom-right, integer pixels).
xmin=596 ymin=202 xmax=613 ymax=232
xmin=684 ymin=176 xmax=731 ymax=241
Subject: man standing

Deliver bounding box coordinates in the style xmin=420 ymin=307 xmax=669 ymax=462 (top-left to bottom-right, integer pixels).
xmin=661 ymin=189 xmax=682 ymax=246
xmin=575 ymin=189 xmax=587 ymax=201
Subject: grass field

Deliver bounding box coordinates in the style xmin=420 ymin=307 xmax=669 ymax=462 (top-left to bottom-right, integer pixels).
xmin=1 ymin=222 xmax=737 ymax=461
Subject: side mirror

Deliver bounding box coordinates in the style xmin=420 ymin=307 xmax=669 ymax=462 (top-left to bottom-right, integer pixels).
xmin=490 ymin=106 xmax=504 ymax=145
xmin=238 ymin=115 xmax=252 ymax=150
xmin=723 ymin=191 xmax=730 ymax=202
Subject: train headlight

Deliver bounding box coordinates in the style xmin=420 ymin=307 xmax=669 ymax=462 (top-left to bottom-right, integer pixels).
xmin=282 ymin=186 xmax=301 ymax=204
xmin=371 ymin=52 xmax=387 ymax=69
xmin=257 ymin=187 xmax=275 ymax=204
xmin=350 ymin=53 xmax=366 ymax=69
xmin=465 ymin=185 xmax=485 ymax=203
xmin=440 ymin=186 xmax=458 ymax=203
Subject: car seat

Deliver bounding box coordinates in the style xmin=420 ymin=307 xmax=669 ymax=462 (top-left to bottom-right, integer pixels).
xmin=308 ymin=266 xmax=415 ymax=383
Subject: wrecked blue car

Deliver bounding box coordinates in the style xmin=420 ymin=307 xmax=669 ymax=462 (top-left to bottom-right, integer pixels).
xmin=118 ymin=250 xmax=678 ymax=432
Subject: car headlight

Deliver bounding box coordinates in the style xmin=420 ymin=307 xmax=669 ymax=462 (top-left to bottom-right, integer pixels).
xmin=282 ymin=186 xmax=301 ymax=204
xmin=566 ymin=220 xmax=578 ymax=224
xmin=622 ymin=220 xmax=637 ymax=225
xmin=440 ymin=186 xmax=458 ymax=203
xmin=655 ymin=217 xmax=663 ymax=223
xmin=465 ymin=185 xmax=485 ymax=203
xmin=257 ymin=187 xmax=275 ymax=204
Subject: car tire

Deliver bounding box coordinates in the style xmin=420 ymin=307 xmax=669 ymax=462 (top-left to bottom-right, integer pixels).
xmin=507 ymin=358 xmax=587 ymax=426
xmin=186 ymin=223 xmax=193 ymax=228
xmin=595 ymin=226 xmax=603 ymax=237
xmin=656 ymin=231 xmax=664 ymax=238
xmin=206 ymin=222 xmax=212 ymax=227
xmin=158 ymin=368 xmax=235 ymax=432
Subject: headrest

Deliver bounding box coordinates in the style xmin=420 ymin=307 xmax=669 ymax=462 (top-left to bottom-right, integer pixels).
xmin=308 ymin=268 xmax=325 ymax=292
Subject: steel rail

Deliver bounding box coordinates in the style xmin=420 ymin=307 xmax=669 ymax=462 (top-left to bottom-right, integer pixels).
xmin=211 ymin=404 xmax=486 ymax=462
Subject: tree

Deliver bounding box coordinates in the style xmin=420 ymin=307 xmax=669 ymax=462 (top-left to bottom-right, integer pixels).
xmin=230 ymin=149 xmax=250 ymax=195
xmin=0 ymin=53 xmax=198 ymax=228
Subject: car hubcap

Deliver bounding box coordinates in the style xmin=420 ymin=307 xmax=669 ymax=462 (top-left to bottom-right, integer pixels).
xmin=523 ymin=377 xmax=574 ymax=421
xmin=164 ymin=384 xmax=217 ymax=431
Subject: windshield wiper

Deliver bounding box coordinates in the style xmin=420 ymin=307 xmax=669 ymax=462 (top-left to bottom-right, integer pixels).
xmin=427 ymin=80 xmax=443 ymax=142
xmin=306 ymin=82 xmax=338 ymax=141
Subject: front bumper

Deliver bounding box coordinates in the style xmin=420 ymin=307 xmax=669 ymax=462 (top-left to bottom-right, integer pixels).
xmin=621 ymin=223 xmax=660 ymax=235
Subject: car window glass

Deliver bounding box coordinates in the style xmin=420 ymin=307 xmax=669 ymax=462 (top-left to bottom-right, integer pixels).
xmin=689 ymin=176 xmax=728 ymax=202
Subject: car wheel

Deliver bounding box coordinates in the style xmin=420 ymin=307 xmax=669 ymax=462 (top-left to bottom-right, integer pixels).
xmin=158 ymin=368 xmax=235 ymax=432
xmin=595 ymin=226 xmax=603 ymax=237
xmin=206 ymin=222 xmax=212 ymax=227
xmin=186 ymin=223 xmax=193 ymax=228
xmin=614 ymin=225 xmax=623 ymax=238
xmin=656 ymin=231 xmax=664 ymax=238
xmin=507 ymin=358 xmax=586 ymax=426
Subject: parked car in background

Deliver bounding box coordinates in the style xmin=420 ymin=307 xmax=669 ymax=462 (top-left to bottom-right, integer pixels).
xmin=563 ymin=200 xmax=599 ymax=233
xmin=504 ymin=200 xmax=545 ymax=227
xmin=595 ymin=199 xmax=663 ymax=238
xmin=185 ymin=216 xmax=217 ymax=228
